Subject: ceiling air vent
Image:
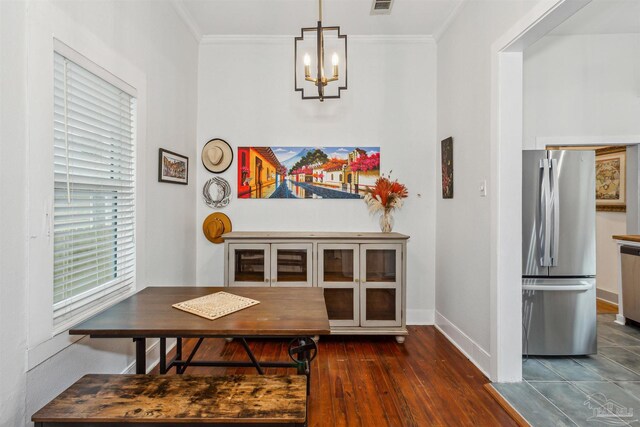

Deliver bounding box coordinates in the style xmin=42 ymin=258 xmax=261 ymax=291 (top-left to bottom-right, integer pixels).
xmin=370 ymin=0 xmax=394 ymax=15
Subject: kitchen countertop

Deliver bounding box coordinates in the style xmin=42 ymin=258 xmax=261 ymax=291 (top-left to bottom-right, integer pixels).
xmin=612 ymin=235 xmax=640 ymax=243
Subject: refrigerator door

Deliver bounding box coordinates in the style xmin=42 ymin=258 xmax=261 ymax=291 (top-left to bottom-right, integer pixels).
xmin=522 ymin=278 xmax=597 ymax=355
xmin=522 ymin=150 xmax=550 ymax=277
xmin=548 ymin=150 xmax=596 ymax=277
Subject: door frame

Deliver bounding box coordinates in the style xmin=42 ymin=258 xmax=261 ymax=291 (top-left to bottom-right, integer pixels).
xmin=490 ymin=0 xmax=593 ymax=381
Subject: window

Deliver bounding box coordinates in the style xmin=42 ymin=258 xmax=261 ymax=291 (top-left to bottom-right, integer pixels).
xmin=53 ymin=49 xmax=137 ymax=331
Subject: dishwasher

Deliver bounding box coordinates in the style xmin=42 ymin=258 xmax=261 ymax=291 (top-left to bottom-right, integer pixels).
xmin=621 ymin=245 xmax=640 ymax=323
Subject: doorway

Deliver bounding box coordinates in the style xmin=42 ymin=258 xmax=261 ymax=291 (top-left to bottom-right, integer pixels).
xmin=491 ymin=0 xmax=640 ymax=422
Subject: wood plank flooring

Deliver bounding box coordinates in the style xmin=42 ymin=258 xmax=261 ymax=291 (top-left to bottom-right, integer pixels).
xmin=151 ymin=326 xmax=516 ymax=426
xmin=597 ymin=298 xmax=618 ymax=314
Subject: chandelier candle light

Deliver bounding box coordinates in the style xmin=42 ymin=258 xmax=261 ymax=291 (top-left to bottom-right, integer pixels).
xmin=295 ymin=0 xmax=347 ymax=101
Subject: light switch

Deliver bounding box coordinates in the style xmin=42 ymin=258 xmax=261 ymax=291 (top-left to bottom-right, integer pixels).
xmin=480 ymin=180 xmax=487 ymax=197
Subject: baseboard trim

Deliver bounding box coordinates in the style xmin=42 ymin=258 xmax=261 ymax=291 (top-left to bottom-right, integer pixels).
xmin=435 ymin=310 xmax=491 ymax=378
xmin=596 ymin=288 xmax=618 ymax=305
xmin=122 ymin=339 xmax=177 ymax=374
xmin=407 ymin=308 xmax=434 ymax=325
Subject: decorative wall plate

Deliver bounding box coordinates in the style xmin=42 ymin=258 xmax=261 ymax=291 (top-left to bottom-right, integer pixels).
xmin=203 ymin=177 xmax=231 ymax=208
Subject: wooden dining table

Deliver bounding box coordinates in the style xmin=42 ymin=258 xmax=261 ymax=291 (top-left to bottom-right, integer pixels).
xmin=70 ymin=286 xmax=330 ymax=387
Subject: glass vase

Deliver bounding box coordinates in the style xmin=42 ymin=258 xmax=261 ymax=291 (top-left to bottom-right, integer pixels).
xmin=379 ymin=209 xmax=394 ymax=233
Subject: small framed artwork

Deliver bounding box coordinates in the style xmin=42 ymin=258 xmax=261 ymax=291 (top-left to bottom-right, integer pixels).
xmin=595 ymin=146 xmax=625 ymax=212
xmin=158 ymin=148 xmax=189 ymax=185
xmin=441 ymin=137 xmax=453 ymax=199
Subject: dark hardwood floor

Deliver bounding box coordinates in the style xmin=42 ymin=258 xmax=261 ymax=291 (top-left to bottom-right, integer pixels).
xmin=151 ymin=326 xmax=517 ymax=426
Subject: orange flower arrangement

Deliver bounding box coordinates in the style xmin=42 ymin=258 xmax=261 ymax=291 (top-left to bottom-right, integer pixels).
xmin=364 ymin=172 xmax=408 ymax=232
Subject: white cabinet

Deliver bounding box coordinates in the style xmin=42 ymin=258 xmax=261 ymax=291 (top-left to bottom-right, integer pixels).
xmin=359 ymin=244 xmax=402 ymax=328
xmin=227 ymin=242 xmax=313 ymax=287
xmin=228 ymin=243 xmax=270 ymax=286
xmin=318 ymin=244 xmax=360 ymax=327
xmin=224 ymin=232 xmax=409 ymax=341
xmin=270 ymin=243 xmax=313 ymax=287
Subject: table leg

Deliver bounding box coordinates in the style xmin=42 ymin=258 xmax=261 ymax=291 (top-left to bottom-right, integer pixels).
xmin=239 ymin=338 xmax=264 ymax=375
xmin=159 ymin=338 xmax=167 ymax=374
xmin=134 ymin=338 xmax=146 ymax=374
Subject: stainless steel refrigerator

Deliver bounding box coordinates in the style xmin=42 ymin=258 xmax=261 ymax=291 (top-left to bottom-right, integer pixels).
xmin=522 ymin=150 xmax=597 ymax=356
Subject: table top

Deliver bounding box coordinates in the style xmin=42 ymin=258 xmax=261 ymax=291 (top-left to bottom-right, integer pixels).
xmin=70 ymin=286 xmax=330 ymax=338
xmin=613 ymin=234 xmax=640 ymax=243
xmin=223 ymin=231 xmax=409 ymax=240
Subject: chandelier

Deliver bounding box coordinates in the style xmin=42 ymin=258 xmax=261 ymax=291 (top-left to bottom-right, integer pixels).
xmin=294 ymin=0 xmax=347 ymax=101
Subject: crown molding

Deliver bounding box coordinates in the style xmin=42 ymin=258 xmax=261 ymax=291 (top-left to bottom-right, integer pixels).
xmin=200 ymin=34 xmax=434 ymax=45
xmin=170 ymin=0 xmax=203 ymax=43
xmin=433 ymin=0 xmax=467 ymax=42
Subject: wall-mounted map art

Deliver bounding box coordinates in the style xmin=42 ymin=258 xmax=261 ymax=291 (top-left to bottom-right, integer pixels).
xmin=596 ymin=146 xmax=626 ymax=212
xmin=237 ymin=146 xmax=381 ymax=199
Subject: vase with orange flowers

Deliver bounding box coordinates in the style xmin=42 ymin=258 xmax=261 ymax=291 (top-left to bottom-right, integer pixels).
xmin=364 ymin=173 xmax=409 ymax=232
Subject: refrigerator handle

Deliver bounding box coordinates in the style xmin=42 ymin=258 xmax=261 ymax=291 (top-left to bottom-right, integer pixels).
xmin=550 ymin=158 xmax=560 ymax=266
xmin=539 ymin=159 xmax=552 ymax=267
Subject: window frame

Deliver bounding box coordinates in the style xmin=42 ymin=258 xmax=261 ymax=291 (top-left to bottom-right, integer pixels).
xmin=26 ymin=18 xmax=147 ymax=370
xmin=51 ymin=43 xmax=138 ymax=334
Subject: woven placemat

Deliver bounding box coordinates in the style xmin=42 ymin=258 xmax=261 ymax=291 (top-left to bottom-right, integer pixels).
xmin=172 ymin=292 xmax=260 ymax=320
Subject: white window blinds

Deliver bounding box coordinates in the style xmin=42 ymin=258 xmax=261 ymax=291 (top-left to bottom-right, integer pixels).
xmin=53 ymin=50 xmax=137 ymax=331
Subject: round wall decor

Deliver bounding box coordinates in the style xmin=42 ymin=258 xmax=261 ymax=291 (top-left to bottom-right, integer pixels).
xmin=203 ymin=177 xmax=231 ymax=209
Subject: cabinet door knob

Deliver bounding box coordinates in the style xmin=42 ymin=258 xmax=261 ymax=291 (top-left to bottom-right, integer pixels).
xmin=265 ymin=278 xmax=269 ymax=283
xmin=354 ymin=278 xmax=359 ymax=283
xmin=272 ymin=278 xmax=276 ymax=283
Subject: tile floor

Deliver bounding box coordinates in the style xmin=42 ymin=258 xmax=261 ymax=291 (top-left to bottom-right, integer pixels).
xmin=491 ymin=314 xmax=640 ymax=426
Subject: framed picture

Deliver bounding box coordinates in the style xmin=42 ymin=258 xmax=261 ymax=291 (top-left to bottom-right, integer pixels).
xmin=158 ymin=148 xmax=189 ymax=185
xmin=595 ymin=146 xmax=625 ymax=212
xmin=236 ymin=146 xmax=380 ymax=199
xmin=441 ymin=137 xmax=453 ymax=199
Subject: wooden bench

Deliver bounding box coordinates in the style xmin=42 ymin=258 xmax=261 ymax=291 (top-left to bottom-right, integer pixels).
xmin=32 ymin=374 xmax=308 ymax=426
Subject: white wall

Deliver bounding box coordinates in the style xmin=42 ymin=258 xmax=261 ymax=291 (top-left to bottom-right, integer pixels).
xmin=523 ymin=34 xmax=640 ymax=149
xmin=435 ymin=0 xmax=540 ymax=376
xmin=195 ymin=37 xmax=437 ymax=325
xmin=0 ymin=1 xmax=29 ymax=425
xmin=523 ymin=33 xmax=640 ymax=300
xmin=596 ymin=211 xmax=626 ymax=299
xmin=0 ymin=1 xmax=199 ymax=425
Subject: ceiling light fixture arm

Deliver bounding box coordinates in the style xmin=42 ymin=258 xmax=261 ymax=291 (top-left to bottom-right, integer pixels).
xmin=295 ymin=0 xmax=346 ymax=100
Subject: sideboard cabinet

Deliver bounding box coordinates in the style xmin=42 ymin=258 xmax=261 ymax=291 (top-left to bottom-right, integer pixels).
xmin=224 ymin=232 xmax=409 ymax=342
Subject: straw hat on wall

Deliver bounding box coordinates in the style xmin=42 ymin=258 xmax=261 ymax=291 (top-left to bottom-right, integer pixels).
xmin=202 ymin=212 xmax=232 ymax=244
xmin=202 ymin=139 xmax=233 ymax=173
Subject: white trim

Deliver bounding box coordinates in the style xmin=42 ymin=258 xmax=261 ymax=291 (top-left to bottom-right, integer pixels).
xmin=537 ymin=135 xmax=640 ymax=147
xmin=495 ymin=0 xmax=592 ymax=53
xmin=122 ymin=339 xmax=177 ymax=374
xmin=200 ymin=34 xmax=434 ymax=45
xmin=406 ymin=308 xmax=434 ymax=325
xmin=27 ymin=334 xmax=84 ymax=371
xmin=435 ymin=311 xmax=491 ymax=378
xmin=170 ymin=0 xmax=202 ymax=42
xmin=489 ymin=0 xmax=594 ymax=382
xmin=433 ymin=0 xmax=467 ymax=42
xmin=26 ymin=1 xmax=148 ymax=365
xmin=349 ymin=35 xmax=434 ymax=43
xmin=53 ymin=39 xmax=137 ymax=96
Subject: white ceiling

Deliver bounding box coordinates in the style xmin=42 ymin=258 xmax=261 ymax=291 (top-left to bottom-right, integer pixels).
xmin=549 ymin=0 xmax=640 ymax=35
xmin=178 ymin=0 xmax=463 ymax=36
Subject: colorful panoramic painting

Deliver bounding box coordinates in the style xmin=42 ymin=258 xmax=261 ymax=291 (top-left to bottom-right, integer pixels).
xmin=237 ymin=146 xmax=381 ymax=199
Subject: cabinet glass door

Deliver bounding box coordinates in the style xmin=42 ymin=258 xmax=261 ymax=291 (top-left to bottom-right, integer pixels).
xmin=270 ymin=243 xmax=313 ymax=287
xmin=228 ymin=244 xmax=270 ymax=286
xmin=318 ymin=244 xmax=359 ymax=327
xmin=360 ymin=244 xmax=402 ymax=327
